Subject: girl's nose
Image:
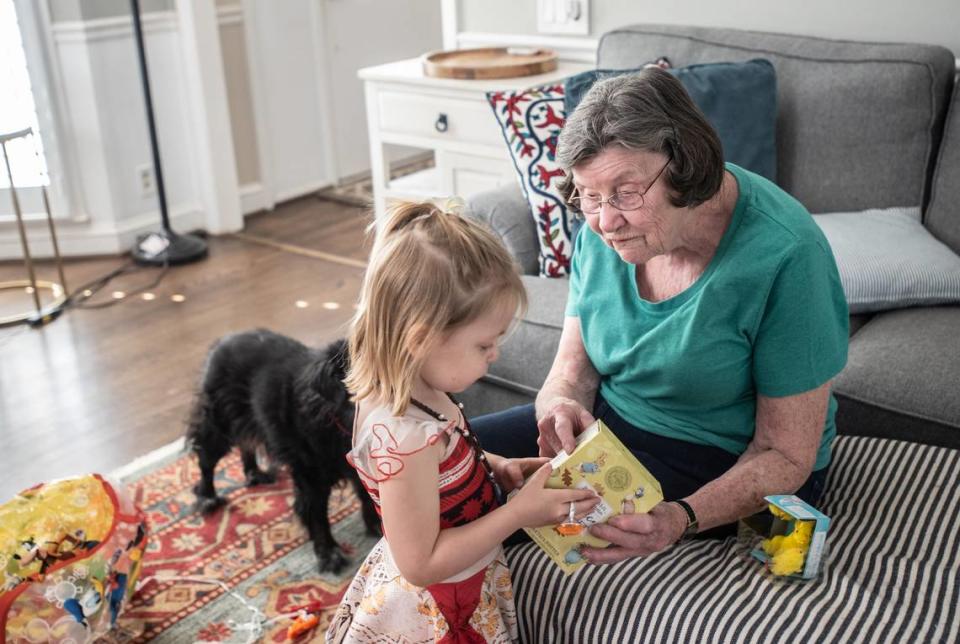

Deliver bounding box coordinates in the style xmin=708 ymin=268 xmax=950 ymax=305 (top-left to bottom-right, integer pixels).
xmin=488 ymin=345 xmax=500 ymax=363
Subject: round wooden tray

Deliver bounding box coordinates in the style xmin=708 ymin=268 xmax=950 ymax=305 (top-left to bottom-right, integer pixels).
xmin=423 ymin=47 xmax=558 ymax=80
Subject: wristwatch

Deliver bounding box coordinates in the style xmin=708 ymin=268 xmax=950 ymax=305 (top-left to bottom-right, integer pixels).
xmin=673 ymin=499 xmax=699 ymax=542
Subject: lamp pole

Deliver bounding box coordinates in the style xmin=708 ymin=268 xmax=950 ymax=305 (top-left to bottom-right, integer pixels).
xmin=129 ymin=0 xmax=207 ymax=265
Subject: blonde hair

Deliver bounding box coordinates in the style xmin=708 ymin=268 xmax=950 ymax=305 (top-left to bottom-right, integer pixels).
xmin=346 ymin=200 xmax=527 ymax=415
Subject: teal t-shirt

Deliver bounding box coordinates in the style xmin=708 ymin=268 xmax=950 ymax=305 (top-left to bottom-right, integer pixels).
xmin=566 ymin=163 xmax=848 ymax=470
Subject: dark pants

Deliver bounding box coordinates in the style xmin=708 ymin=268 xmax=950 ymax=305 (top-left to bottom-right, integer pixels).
xmin=471 ymin=395 xmax=827 ymax=541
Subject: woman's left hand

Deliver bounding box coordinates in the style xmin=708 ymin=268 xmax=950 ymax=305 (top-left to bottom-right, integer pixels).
xmin=581 ymin=501 xmax=688 ymax=564
xmin=486 ymin=454 xmax=551 ymax=493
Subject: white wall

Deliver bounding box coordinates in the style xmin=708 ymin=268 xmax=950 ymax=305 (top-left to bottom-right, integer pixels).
xmin=0 ymin=1 xmax=246 ymax=259
xmin=322 ymin=0 xmax=443 ymax=179
xmin=0 ymin=9 xmax=205 ymax=259
xmin=240 ymin=0 xmax=335 ymax=204
xmin=458 ymin=0 xmax=960 ymax=56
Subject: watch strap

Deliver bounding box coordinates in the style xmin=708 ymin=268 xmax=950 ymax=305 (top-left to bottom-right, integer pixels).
xmin=673 ymin=499 xmax=698 ymax=540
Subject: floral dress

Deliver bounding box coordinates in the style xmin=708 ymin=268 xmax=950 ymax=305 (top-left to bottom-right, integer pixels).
xmin=326 ymin=402 xmax=518 ymax=643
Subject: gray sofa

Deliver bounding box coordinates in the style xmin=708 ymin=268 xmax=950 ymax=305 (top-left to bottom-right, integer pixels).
xmin=463 ymin=25 xmax=960 ymax=642
xmin=464 ymin=24 xmax=960 ymax=450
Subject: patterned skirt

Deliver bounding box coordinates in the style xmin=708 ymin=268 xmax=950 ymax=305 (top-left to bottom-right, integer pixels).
xmin=326 ymin=539 xmax=518 ymax=643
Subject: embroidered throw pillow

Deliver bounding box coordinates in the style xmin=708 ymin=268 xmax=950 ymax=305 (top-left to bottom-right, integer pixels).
xmin=487 ymin=83 xmax=573 ymax=277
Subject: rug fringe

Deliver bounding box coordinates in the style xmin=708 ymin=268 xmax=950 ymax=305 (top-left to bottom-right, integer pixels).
xmin=110 ymin=437 xmax=186 ymax=482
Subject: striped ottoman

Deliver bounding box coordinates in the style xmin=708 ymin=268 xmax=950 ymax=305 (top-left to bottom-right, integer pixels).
xmin=506 ymin=436 xmax=960 ymax=643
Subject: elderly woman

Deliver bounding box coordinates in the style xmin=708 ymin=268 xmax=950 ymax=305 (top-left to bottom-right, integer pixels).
xmin=472 ymin=67 xmax=848 ymax=563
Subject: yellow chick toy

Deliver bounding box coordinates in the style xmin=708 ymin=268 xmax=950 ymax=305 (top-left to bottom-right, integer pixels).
xmin=761 ymin=506 xmax=814 ymax=576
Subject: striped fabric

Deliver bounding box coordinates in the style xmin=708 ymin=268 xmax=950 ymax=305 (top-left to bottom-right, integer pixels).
xmin=506 ymin=436 xmax=960 ymax=643
xmin=812 ymin=206 xmax=960 ymax=314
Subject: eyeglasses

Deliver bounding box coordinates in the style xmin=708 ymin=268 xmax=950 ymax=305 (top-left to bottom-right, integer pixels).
xmin=569 ymin=156 xmax=671 ymax=215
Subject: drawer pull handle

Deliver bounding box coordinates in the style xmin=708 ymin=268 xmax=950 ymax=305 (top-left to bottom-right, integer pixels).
xmin=435 ymin=113 xmax=449 ymax=133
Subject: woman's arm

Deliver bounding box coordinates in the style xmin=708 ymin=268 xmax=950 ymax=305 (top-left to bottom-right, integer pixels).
xmin=379 ymin=443 xmax=599 ymax=586
xmin=584 ymin=382 xmax=831 ymax=563
xmin=691 ymin=381 xmax=831 ymax=529
xmin=535 ymin=316 xmax=602 ymax=456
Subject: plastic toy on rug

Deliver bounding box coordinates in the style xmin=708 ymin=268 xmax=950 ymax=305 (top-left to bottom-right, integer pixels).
xmin=0 ymin=474 xmax=148 ymax=643
xmin=741 ymin=494 xmax=830 ymax=580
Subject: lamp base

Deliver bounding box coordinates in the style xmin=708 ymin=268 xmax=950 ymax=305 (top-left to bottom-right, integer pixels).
xmin=131 ymin=230 xmax=208 ymax=266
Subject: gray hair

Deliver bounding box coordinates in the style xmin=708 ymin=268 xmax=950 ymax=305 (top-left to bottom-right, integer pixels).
xmin=558 ymin=67 xmax=724 ymax=208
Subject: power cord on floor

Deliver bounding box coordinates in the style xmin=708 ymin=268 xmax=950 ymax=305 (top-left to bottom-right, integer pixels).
xmin=10 ymin=257 xmax=171 ymax=329
xmin=64 ymin=259 xmax=170 ymax=311
xmin=21 ymin=229 xmax=212 ymax=326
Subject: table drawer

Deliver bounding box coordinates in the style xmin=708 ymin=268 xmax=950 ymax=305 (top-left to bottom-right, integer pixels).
xmin=377 ymin=90 xmax=503 ymax=147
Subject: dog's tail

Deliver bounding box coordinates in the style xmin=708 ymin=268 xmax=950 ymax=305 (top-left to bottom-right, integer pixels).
xmin=184 ymin=388 xmax=213 ymax=452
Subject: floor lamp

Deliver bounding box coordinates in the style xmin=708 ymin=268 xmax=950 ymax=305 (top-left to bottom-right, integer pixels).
xmin=129 ymin=0 xmax=207 ymax=266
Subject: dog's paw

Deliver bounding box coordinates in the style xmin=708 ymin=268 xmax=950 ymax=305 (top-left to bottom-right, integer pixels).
xmin=244 ymin=469 xmax=277 ymax=487
xmin=316 ymin=548 xmax=348 ymax=574
xmin=193 ymin=495 xmax=227 ymax=515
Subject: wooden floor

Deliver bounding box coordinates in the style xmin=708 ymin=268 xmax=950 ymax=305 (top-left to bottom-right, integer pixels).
xmin=0 ymin=196 xmax=372 ymax=500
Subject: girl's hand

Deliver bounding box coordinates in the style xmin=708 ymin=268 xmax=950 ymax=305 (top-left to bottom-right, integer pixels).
xmin=487 ymin=454 xmax=551 ymax=493
xmin=507 ymin=463 xmax=600 ymax=529
xmin=580 ymin=501 xmax=687 ymax=564
xmin=536 ymin=397 xmax=595 ymax=457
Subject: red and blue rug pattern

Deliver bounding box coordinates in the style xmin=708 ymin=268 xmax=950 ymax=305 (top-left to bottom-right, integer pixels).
xmin=117 ymin=449 xmax=375 ymax=642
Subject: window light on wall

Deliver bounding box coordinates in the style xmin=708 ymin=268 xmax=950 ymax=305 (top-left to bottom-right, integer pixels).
xmin=0 ymin=0 xmax=48 ymax=190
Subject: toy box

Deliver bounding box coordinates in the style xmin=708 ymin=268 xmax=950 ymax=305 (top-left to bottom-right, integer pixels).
xmin=520 ymin=419 xmax=663 ymax=574
xmin=741 ymin=494 xmax=830 ymax=580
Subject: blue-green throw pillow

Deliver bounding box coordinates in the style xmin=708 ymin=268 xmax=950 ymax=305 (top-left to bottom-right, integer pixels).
xmin=563 ymin=59 xmax=777 ymax=181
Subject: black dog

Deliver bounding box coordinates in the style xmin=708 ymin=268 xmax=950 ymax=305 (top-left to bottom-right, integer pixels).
xmin=185 ymin=329 xmax=379 ymax=572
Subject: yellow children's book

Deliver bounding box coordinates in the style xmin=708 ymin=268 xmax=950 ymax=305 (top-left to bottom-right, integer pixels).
xmin=521 ymin=419 xmax=663 ymax=574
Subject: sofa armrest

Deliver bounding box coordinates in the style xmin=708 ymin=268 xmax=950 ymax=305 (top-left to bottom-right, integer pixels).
xmin=464 ymin=184 xmax=539 ymax=275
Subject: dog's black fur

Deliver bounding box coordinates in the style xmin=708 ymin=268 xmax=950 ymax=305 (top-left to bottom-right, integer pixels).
xmin=185 ymin=329 xmax=379 ymax=573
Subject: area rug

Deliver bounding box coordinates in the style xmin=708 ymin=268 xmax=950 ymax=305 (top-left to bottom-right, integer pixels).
xmin=113 ymin=442 xmax=377 ymax=643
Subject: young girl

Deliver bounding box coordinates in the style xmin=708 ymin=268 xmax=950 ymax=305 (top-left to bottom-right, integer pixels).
xmin=326 ymin=201 xmax=599 ymax=643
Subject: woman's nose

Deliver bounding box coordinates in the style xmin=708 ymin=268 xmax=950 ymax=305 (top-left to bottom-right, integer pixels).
xmin=597 ymin=201 xmax=623 ymax=233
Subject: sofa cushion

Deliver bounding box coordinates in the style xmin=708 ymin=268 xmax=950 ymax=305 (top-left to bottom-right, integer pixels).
xmin=812 ymin=206 xmax=960 ymax=313
xmin=459 ymin=275 xmax=568 ymax=415
xmin=487 ymin=82 xmax=575 ymax=277
xmin=925 ymin=75 xmax=960 ymax=255
xmin=834 ymin=306 xmax=960 ymax=448
xmin=506 ymin=435 xmax=960 ymax=643
xmin=564 ymin=59 xmax=779 ymax=181
xmin=465 ymin=184 xmax=541 ymax=276
xmin=598 ymin=25 xmax=956 ymax=214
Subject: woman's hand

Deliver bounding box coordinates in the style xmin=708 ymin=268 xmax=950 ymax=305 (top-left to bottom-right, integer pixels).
xmin=581 ymin=501 xmax=688 ymax=564
xmin=536 ymin=397 xmax=595 ymax=457
xmin=486 ymin=453 xmax=551 ymax=493
xmin=506 ymin=463 xmax=600 ymax=529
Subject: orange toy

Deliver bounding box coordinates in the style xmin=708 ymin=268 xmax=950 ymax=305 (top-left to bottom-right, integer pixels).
xmin=554 ymin=502 xmax=584 ymax=536
xmin=287 ymin=612 xmax=320 ymax=640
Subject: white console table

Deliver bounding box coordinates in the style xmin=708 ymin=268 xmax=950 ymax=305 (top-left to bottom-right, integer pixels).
xmin=358 ymin=57 xmax=590 ymax=221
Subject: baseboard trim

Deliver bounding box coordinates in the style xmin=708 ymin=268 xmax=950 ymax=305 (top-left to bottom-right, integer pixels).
xmin=240 ymin=182 xmax=269 ymax=215
xmin=0 ymin=204 xmax=204 ymax=259
xmin=273 ymin=180 xmax=335 ymax=204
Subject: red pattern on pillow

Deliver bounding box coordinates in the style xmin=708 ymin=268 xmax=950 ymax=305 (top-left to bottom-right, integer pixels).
xmin=488 ymin=83 xmax=573 ymax=277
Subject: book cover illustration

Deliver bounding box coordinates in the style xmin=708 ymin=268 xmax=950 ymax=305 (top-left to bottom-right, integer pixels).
xmin=520 ymin=419 xmax=663 ymax=574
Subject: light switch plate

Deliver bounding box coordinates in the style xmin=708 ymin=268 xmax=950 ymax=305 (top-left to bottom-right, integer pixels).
xmin=537 ymin=0 xmax=589 ymax=36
